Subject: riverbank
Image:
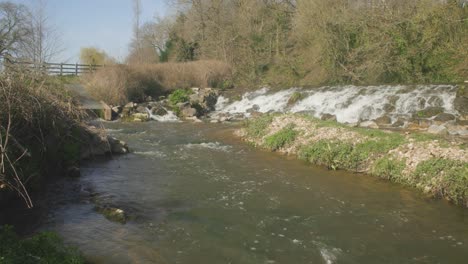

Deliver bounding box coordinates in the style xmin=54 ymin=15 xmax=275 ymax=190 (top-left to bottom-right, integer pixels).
xmin=238 ymin=114 xmax=468 ymax=207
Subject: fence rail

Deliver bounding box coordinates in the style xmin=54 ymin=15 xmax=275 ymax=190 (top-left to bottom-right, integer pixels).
xmin=10 ymin=61 xmax=103 ymax=76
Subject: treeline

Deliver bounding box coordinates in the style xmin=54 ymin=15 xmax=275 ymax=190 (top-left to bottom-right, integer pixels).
xmin=132 ymin=0 xmax=467 ymax=87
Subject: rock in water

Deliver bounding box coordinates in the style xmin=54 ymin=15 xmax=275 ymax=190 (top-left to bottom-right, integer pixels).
xmin=359 ymin=121 xmax=379 ymax=129
xmin=427 ymin=124 xmax=448 ymax=135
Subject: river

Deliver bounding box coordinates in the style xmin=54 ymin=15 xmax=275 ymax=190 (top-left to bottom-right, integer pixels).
xmin=41 ymin=121 xmax=468 ymax=264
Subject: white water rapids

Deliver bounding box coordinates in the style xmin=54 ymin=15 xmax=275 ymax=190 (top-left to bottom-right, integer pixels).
xmin=214 ymin=85 xmax=459 ymax=123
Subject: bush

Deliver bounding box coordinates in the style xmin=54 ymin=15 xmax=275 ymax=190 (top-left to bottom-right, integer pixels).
xmin=414 ymin=159 xmax=468 ymax=205
xmin=287 ymin=92 xmax=305 ymax=105
xmin=168 ymin=89 xmax=191 ymax=106
xmin=299 ymin=141 xmax=355 ymax=170
xmin=82 ymin=60 xmax=232 ymax=105
xmin=0 ymin=226 xmax=85 ymax=263
xmin=371 ymin=157 xmax=406 ymax=181
xmin=0 ymin=72 xmax=87 ymax=208
xmin=245 ymin=115 xmax=274 ymax=139
xmin=264 ymin=124 xmax=297 ymax=151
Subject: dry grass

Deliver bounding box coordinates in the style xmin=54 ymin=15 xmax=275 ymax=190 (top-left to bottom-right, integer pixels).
xmin=82 ymin=60 xmax=232 ymax=105
xmin=0 ymin=71 xmax=86 ymax=208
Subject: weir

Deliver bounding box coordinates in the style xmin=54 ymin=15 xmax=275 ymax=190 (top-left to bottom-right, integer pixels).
xmin=215 ymin=85 xmax=461 ymax=124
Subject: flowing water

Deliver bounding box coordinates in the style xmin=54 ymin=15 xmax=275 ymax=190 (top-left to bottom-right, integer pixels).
xmin=214 ymin=85 xmax=459 ymax=123
xmin=42 ymin=122 xmax=468 ymax=264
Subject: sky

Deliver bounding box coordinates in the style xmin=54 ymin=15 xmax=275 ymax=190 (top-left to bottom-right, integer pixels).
xmin=11 ymin=0 xmax=169 ymax=63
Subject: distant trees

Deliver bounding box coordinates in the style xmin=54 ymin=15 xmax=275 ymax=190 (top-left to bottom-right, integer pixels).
xmin=80 ymin=47 xmax=112 ymax=65
xmin=0 ymin=0 xmax=63 ymax=65
xmin=0 ymin=2 xmax=29 ymax=60
xmin=151 ymin=0 xmax=466 ymax=86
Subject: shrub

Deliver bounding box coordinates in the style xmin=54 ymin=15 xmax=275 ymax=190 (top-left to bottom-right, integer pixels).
xmin=371 ymin=156 xmax=406 ymax=181
xmin=245 ymin=115 xmax=274 ymax=138
xmin=168 ymin=89 xmax=191 ymax=106
xmin=0 ymin=226 xmax=85 ymax=263
xmin=299 ymin=141 xmax=355 ymax=170
xmin=287 ymin=91 xmax=305 ymax=105
xmin=414 ymin=159 xmax=468 ymax=205
xmin=0 ymin=72 xmax=87 ymax=208
xmin=82 ymin=60 xmax=232 ymax=105
xmin=264 ymin=124 xmax=298 ymax=151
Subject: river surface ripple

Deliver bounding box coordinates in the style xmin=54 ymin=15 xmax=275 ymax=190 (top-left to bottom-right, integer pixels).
xmin=42 ymin=122 xmax=468 ymax=264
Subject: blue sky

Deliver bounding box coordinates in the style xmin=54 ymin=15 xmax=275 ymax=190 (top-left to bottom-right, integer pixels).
xmin=11 ymin=0 xmax=169 ymax=63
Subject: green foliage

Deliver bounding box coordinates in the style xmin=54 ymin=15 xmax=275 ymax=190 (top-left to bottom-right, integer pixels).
xmin=168 ymin=89 xmax=191 ymax=106
xmin=414 ymin=159 xmax=468 ymax=205
xmin=299 ymin=141 xmax=356 ymax=170
xmin=264 ymin=124 xmax=297 ymax=151
xmin=245 ymin=115 xmax=274 ymax=139
xmin=0 ymin=226 xmax=85 ymax=264
xmin=287 ymin=92 xmax=305 ymax=105
xmin=372 ymin=157 xmax=406 ymax=181
xmin=79 ymin=47 xmax=109 ymax=65
xmin=298 ymin=130 xmax=405 ymax=171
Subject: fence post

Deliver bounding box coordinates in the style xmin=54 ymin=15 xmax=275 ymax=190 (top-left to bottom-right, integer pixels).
xmin=60 ymin=63 xmax=63 ymax=76
xmin=75 ymin=63 xmax=78 ymax=75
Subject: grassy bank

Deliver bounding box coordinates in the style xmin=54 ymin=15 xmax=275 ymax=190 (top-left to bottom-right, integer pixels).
xmin=0 ymin=72 xmax=96 ymax=262
xmin=240 ymin=114 xmax=468 ymax=207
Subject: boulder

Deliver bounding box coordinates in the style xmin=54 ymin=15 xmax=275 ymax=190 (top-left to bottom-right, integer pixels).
xmin=95 ymin=206 xmax=127 ymax=224
xmin=414 ymin=107 xmax=444 ymax=118
xmin=321 ymin=113 xmax=337 ymax=122
xmin=391 ymin=118 xmax=406 ymax=128
xmin=135 ymin=105 xmax=148 ymax=114
xmin=181 ymin=107 xmax=198 ymax=118
xmin=359 ymin=121 xmax=379 ymax=129
xmin=112 ymin=106 xmax=122 ymax=115
xmin=150 ymin=104 xmax=168 ymax=116
xmin=427 ymin=124 xmax=448 ymax=135
xmin=374 ymin=115 xmax=392 ymax=126
xmin=132 ymin=113 xmax=150 ymax=122
xmin=121 ymin=102 xmax=135 ymax=117
xmin=433 ymin=113 xmax=456 ymax=123
xmin=66 ymin=166 xmax=81 ymax=178
xmin=107 ymin=136 xmax=129 ymax=154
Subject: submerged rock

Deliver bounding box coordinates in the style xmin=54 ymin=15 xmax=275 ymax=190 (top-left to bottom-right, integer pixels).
xmin=95 ymin=206 xmax=127 ymax=224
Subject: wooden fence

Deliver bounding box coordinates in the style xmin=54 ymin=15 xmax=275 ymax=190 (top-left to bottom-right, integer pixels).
xmin=10 ymin=61 xmax=103 ymax=76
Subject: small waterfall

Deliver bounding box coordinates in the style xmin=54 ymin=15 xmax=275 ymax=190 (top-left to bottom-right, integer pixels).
xmin=215 ymin=85 xmax=459 ymax=123
xmin=146 ymin=107 xmax=180 ymax=122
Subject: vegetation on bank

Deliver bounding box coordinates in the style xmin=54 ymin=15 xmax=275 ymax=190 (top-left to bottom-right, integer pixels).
xmin=81 ymin=60 xmax=232 ymax=105
xmin=0 ymin=226 xmax=84 ymax=264
xmin=242 ymin=114 xmax=468 ymax=206
xmin=129 ymin=0 xmax=467 ymax=88
xmin=0 ymin=72 xmax=88 ymax=208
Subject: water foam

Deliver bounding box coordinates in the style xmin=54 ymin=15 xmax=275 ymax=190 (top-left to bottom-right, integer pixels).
xmin=215 ymin=85 xmax=458 ymax=123
xmin=184 ymin=142 xmax=232 ymax=152
xmin=146 ymin=107 xmax=180 ymax=122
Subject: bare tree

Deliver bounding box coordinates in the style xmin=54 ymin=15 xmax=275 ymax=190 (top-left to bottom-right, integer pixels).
xmin=19 ymin=0 xmax=63 ymax=64
xmin=0 ymin=2 xmax=29 ymax=61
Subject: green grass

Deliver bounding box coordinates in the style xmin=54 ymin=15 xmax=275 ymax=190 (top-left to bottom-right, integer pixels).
xmin=287 ymin=92 xmax=305 ymax=105
xmin=0 ymin=226 xmax=85 ymax=264
xmin=245 ymin=115 xmax=274 ymax=138
xmin=371 ymin=156 xmax=406 ymax=182
xmin=168 ymin=89 xmax=192 ymax=106
xmin=413 ymin=159 xmax=468 ymax=206
xmin=264 ymin=124 xmax=298 ymax=151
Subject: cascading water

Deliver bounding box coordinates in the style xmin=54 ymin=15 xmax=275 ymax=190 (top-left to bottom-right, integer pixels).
xmin=146 ymin=107 xmax=180 ymax=122
xmin=215 ymin=85 xmax=459 ymax=124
